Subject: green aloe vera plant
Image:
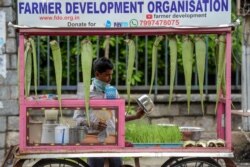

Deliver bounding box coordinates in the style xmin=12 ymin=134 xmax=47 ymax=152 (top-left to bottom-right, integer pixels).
xmin=103 ymin=35 xmax=110 ymax=59
xmin=215 ymin=35 xmax=226 ymax=112
xmin=125 ymin=39 xmax=136 ymax=108
xmin=149 ymin=36 xmax=164 ymax=95
xmin=29 ymin=38 xmax=38 ymax=97
xmin=81 ymin=39 xmax=94 ymax=125
xmin=182 ymin=36 xmax=194 ymax=114
xmin=50 ymin=40 xmax=63 ymax=119
xmin=195 ymin=36 xmax=206 ymax=114
xmin=24 ymin=38 xmax=38 ymax=97
xmin=24 ymin=41 xmax=32 ymax=97
xmin=168 ymin=35 xmax=178 ymax=110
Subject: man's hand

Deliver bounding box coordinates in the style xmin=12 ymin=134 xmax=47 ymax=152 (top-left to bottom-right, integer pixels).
xmin=135 ymin=107 xmax=145 ymax=119
xmin=91 ymin=120 xmax=107 ymax=131
xmin=76 ymin=117 xmax=86 ymax=126
xmin=125 ymin=107 xmax=145 ymax=122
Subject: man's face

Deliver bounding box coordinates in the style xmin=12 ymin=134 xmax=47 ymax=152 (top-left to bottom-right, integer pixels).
xmin=95 ymin=69 xmax=113 ymax=84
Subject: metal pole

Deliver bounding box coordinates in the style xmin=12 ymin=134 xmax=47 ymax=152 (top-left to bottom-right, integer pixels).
xmin=242 ymin=16 xmax=250 ymax=131
xmin=225 ymin=32 xmax=232 ymax=149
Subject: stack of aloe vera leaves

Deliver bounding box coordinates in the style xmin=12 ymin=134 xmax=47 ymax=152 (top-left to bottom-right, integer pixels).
xmin=166 ymin=35 xmax=226 ymax=114
xmin=23 ymin=35 xmax=226 ymax=123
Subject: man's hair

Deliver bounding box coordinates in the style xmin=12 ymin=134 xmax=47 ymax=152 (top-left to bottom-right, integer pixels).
xmin=93 ymin=57 xmax=113 ymax=73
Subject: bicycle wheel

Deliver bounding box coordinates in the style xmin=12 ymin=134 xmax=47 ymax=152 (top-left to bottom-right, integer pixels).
xmin=170 ymin=157 xmax=221 ymax=167
xmin=33 ymin=158 xmax=88 ymax=167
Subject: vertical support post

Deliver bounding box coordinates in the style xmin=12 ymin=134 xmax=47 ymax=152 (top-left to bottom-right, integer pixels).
xmin=104 ymin=158 xmax=109 ymax=167
xmin=118 ymin=100 xmax=125 ymax=147
xmin=19 ymin=34 xmax=27 ymax=151
xmin=242 ymin=16 xmax=250 ymax=131
xmin=225 ymin=32 xmax=232 ymax=149
xmin=217 ymin=102 xmax=225 ymax=139
xmin=134 ymin=157 xmax=140 ymax=167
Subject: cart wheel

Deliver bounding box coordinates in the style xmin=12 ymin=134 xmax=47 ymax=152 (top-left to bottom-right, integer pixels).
xmin=161 ymin=157 xmax=183 ymax=166
xmin=33 ymin=158 xmax=89 ymax=167
xmin=214 ymin=158 xmax=236 ymax=167
xmin=69 ymin=158 xmax=90 ymax=167
xmin=168 ymin=157 xmax=221 ymax=167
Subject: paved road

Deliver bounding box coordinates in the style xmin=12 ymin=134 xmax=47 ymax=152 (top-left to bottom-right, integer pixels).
xmin=123 ymin=157 xmax=250 ymax=167
xmin=3 ymin=158 xmax=250 ymax=166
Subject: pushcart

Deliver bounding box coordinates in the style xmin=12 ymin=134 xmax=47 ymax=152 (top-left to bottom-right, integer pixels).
xmin=1 ymin=25 xmax=238 ymax=167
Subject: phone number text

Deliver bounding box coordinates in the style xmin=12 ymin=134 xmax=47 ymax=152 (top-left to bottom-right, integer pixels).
xmin=139 ymin=20 xmax=180 ymax=26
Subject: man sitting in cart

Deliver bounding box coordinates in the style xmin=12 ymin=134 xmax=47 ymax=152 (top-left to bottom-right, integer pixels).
xmin=73 ymin=56 xmax=145 ymax=167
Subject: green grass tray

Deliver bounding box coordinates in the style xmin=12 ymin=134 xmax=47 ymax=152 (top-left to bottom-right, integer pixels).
xmin=133 ymin=143 xmax=183 ymax=148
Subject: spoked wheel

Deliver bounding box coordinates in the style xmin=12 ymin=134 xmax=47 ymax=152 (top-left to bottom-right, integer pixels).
xmin=214 ymin=158 xmax=236 ymax=167
xmin=33 ymin=158 xmax=89 ymax=167
xmin=168 ymin=157 xmax=221 ymax=167
xmin=161 ymin=157 xmax=184 ymax=166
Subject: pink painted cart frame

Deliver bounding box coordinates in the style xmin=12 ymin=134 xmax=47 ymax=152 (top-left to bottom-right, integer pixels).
xmin=18 ymin=27 xmax=233 ymax=158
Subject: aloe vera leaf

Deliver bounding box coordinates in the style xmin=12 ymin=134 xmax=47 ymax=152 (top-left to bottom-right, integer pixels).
xmin=125 ymin=39 xmax=136 ymax=107
xmin=50 ymin=40 xmax=63 ymax=118
xmin=149 ymin=36 xmax=164 ymax=95
xmin=168 ymin=35 xmax=178 ymax=110
xmin=25 ymin=42 xmax=32 ymax=97
xmin=221 ymin=67 xmax=226 ymax=96
xmin=29 ymin=38 xmax=38 ymax=97
xmin=182 ymin=36 xmax=194 ymax=114
xmin=214 ymin=37 xmax=219 ymax=69
xmin=195 ymin=36 xmax=206 ymax=114
xmin=214 ymin=37 xmax=226 ymax=99
xmin=215 ymin=35 xmax=226 ymax=112
xmin=81 ymin=39 xmax=93 ymax=126
xmin=103 ymin=35 xmax=110 ymax=59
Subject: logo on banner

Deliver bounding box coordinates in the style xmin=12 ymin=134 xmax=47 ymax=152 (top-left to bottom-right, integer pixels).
xmin=146 ymin=14 xmax=153 ymax=19
xmin=129 ymin=19 xmax=138 ymax=27
xmin=105 ymin=20 xmax=112 ymax=28
xmin=114 ymin=22 xmax=129 ymax=27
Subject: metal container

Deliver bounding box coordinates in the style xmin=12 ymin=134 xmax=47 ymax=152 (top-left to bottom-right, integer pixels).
xmin=44 ymin=109 xmax=58 ymax=121
xmin=78 ymin=126 xmax=87 ymax=143
xmin=69 ymin=127 xmax=79 ymax=144
xmin=29 ymin=120 xmax=42 ymax=144
xmin=136 ymin=94 xmax=154 ymax=115
xmin=179 ymin=126 xmax=204 ymax=141
xmin=41 ymin=123 xmax=58 ymax=143
xmin=55 ymin=125 xmax=69 ymax=144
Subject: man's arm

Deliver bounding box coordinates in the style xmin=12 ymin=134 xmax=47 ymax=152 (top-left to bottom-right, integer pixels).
xmin=73 ymin=110 xmax=86 ymax=125
xmin=125 ymin=107 xmax=145 ymax=122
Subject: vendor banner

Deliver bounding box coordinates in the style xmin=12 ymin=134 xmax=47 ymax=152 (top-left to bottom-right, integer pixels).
xmin=17 ymin=0 xmax=231 ymax=28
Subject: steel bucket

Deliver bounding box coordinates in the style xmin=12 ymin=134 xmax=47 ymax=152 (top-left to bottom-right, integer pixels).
xmin=136 ymin=94 xmax=154 ymax=115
